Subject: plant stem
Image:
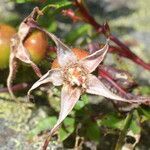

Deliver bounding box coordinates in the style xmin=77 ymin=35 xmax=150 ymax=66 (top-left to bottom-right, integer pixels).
xmin=99 ymin=68 xmax=127 ymax=96
xmin=109 ymin=35 xmax=150 ymax=70
xmin=36 ymin=4 xmax=56 ymax=21
xmin=115 ymin=112 xmax=133 ymax=150
xmin=74 ymin=0 xmax=150 ymax=71
xmin=0 ymin=83 xmax=29 ymax=93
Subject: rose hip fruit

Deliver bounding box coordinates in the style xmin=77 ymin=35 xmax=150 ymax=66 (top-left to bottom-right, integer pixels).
xmin=0 ymin=24 xmax=16 ymax=69
xmin=24 ymin=30 xmax=48 ymax=63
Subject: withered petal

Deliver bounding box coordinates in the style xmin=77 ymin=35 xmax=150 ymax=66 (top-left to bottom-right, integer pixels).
xmin=86 ymin=74 xmax=150 ymax=104
xmin=28 ymin=69 xmax=63 ymax=98
xmin=80 ymin=39 xmax=109 ymax=73
xmin=12 ymin=8 xmax=42 ymax=76
xmin=37 ymin=29 xmax=77 ymax=67
xmin=49 ymin=84 xmax=81 ymax=136
xmin=7 ymin=7 xmax=42 ymax=98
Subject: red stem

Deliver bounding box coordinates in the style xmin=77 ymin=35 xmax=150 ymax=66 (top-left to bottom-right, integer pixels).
xmin=109 ymin=35 xmax=150 ymax=70
xmin=74 ymin=0 xmax=150 ymax=71
xmin=99 ymin=69 xmax=127 ymax=96
xmin=74 ymin=0 xmax=104 ymax=33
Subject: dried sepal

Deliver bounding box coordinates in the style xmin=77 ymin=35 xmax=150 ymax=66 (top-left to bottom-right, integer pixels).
xmin=100 ymin=65 xmax=136 ymax=89
xmin=46 ymin=33 xmax=77 ymax=67
xmin=80 ymin=39 xmax=109 ymax=73
xmin=87 ymin=42 xmax=100 ymax=54
xmin=7 ymin=7 xmax=43 ymax=98
xmin=98 ymin=66 xmax=146 ymax=111
xmin=33 ymin=27 xmax=77 ymax=67
xmin=51 ymin=84 xmax=81 ymax=134
xmin=86 ymin=74 xmax=150 ymax=104
xmin=7 ymin=52 xmax=18 ymax=99
xmin=43 ymin=84 xmax=81 ymax=149
xmin=99 ymin=78 xmax=140 ymax=112
xmin=28 ymin=69 xmax=63 ymax=99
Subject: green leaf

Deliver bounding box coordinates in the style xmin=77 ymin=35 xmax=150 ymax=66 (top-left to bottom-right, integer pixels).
xmin=65 ymin=24 xmax=92 ymax=43
xmin=13 ymin=0 xmax=38 ymax=3
xmin=129 ymin=120 xmax=141 ymax=134
xmin=41 ymin=0 xmax=72 ymax=15
xmin=47 ymin=21 xmax=57 ymax=32
xmin=98 ymin=113 xmax=125 ymax=130
xmin=74 ymin=94 xmax=89 ymax=110
xmin=86 ymin=121 xmax=100 ymax=142
xmin=37 ymin=0 xmax=72 ymax=26
xmin=129 ymin=110 xmax=141 ymax=134
xmin=58 ymin=117 xmax=75 ymax=141
xmin=44 ymin=0 xmax=72 ymax=8
xmin=139 ymin=86 xmax=150 ymax=95
xmin=28 ymin=116 xmax=57 ymax=138
xmin=115 ymin=112 xmax=133 ymax=150
xmin=138 ymin=107 xmax=150 ymax=120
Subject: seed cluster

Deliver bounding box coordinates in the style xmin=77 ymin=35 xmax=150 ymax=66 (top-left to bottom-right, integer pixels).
xmin=63 ymin=64 xmax=87 ymax=90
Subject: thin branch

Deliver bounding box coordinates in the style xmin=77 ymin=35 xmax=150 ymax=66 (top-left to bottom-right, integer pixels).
xmin=98 ymin=68 xmax=127 ymax=96
xmin=0 ymin=83 xmax=29 ymax=93
xmin=109 ymin=35 xmax=150 ymax=70
xmin=74 ymin=0 xmax=150 ymax=71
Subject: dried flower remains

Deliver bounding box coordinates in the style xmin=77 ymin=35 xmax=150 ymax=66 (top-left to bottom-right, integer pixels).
xmin=7 ymin=7 xmax=150 ymax=150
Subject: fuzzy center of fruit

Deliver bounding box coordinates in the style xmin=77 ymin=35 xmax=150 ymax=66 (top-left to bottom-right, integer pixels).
xmin=64 ymin=64 xmax=87 ymax=88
